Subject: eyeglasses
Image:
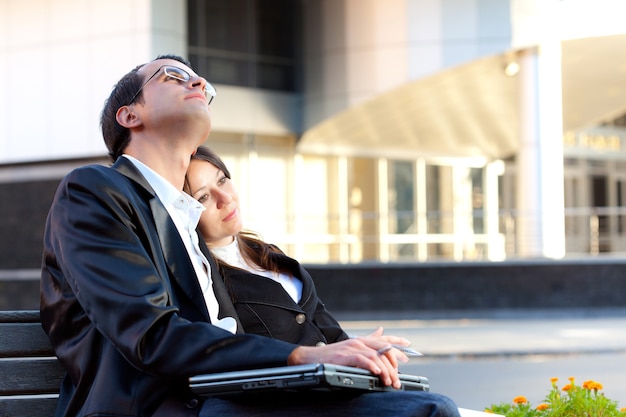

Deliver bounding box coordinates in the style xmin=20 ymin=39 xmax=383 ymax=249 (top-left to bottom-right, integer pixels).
xmin=126 ymin=65 xmax=217 ymax=106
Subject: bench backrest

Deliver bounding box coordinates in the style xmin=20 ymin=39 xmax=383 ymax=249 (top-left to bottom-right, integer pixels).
xmin=0 ymin=310 xmax=62 ymax=417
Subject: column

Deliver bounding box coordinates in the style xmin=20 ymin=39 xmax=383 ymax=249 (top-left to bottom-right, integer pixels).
xmin=516 ymin=42 xmax=566 ymax=258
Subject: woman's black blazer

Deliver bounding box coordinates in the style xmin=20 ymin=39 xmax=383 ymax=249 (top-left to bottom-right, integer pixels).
xmin=220 ymin=252 xmax=349 ymax=346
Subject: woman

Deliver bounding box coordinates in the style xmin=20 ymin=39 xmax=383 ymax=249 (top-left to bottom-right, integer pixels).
xmin=185 ymin=146 xmax=349 ymax=346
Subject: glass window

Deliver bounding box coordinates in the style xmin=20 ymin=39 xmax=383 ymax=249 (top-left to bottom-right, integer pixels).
xmin=617 ymin=180 xmax=625 ymax=235
xmin=390 ymin=161 xmax=415 ymax=234
xmin=426 ymin=165 xmax=441 ymax=234
xmin=471 ymin=167 xmax=484 ymax=234
xmin=388 ymin=160 xmax=416 ymax=259
xmin=187 ymin=0 xmax=300 ymax=91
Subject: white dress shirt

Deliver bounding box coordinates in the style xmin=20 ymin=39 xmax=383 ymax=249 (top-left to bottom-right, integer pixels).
xmin=123 ymin=155 xmax=236 ymax=333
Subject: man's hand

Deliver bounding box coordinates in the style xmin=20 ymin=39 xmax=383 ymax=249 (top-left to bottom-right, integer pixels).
xmin=287 ymin=327 xmax=409 ymax=389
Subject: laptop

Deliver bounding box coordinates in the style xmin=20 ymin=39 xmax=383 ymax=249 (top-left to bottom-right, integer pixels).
xmin=189 ymin=363 xmax=429 ymax=398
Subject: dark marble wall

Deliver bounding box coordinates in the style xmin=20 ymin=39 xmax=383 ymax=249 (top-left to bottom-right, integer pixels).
xmin=0 ymin=179 xmax=60 ymax=269
xmin=3 ymin=259 xmax=626 ymax=312
xmin=306 ymin=259 xmax=626 ymax=312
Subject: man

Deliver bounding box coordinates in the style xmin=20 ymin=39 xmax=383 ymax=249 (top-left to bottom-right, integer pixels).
xmin=40 ymin=55 xmax=460 ymax=417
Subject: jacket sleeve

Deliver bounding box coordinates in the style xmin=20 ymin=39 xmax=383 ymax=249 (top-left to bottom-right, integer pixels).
xmin=311 ymin=298 xmax=350 ymax=343
xmin=297 ymin=263 xmax=350 ymax=344
xmin=41 ymin=165 xmax=297 ymax=378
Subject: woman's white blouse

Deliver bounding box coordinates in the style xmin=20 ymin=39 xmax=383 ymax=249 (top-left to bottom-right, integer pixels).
xmin=211 ymin=239 xmax=303 ymax=303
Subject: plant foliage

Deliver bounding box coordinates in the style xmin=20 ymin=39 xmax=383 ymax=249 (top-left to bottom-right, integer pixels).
xmin=485 ymin=377 xmax=625 ymax=417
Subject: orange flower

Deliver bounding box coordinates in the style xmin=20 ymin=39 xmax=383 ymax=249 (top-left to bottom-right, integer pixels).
xmin=582 ymin=380 xmax=603 ymax=391
xmin=562 ymin=384 xmax=572 ymax=392
xmin=590 ymin=382 xmax=603 ymax=391
xmin=568 ymin=377 xmax=575 ymax=383
xmin=620 ymin=407 xmax=626 ymax=412
xmin=513 ymin=396 xmax=528 ymax=404
xmin=550 ymin=377 xmax=558 ymax=385
xmin=483 ymin=410 xmax=494 ymax=414
xmin=536 ymin=403 xmax=549 ymax=411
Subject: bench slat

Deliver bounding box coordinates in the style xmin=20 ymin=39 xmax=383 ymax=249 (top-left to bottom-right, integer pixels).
xmin=0 ymin=322 xmax=55 ymax=357
xmin=0 ymin=310 xmax=63 ymax=414
xmin=0 ymin=359 xmax=65 ymax=395
xmin=0 ymin=310 xmax=40 ymax=323
xmin=0 ymin=397 xmax=59 ymax=417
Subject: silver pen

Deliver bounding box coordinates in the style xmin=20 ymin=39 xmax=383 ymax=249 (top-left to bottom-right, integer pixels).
xmin=377 ymin=344 xmax=423 ymax=357
xmin=349 ymin=335 xmax=424 ymax=357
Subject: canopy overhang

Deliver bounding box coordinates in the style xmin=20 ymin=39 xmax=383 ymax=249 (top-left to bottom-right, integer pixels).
xmin=298 ymin=34 xmax=626 ymax=161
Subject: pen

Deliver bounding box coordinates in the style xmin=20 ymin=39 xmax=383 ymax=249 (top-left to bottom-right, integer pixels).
xmin=349 ymin=335 xmax=424 ymax=357
xmin=391 ymin=344 xmax=423 ymax=356
xmin=377 ymin=345 xmax=423 ymax=357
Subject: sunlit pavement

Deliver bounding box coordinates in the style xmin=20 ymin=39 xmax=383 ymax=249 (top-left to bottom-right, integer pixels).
xmin=337 ymin=308 xmax=626 ymax=358
xmin=336 ymin=308 xmax=626 ymax=410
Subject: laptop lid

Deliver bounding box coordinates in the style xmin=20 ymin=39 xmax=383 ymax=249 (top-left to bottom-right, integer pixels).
xmin=189 ymin=363 xmax=429 ymax=397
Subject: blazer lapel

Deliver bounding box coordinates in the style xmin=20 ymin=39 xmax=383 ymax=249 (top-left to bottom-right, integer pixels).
xmin=113 ymin=157 xmax=210 ymax=320
xmin=150 ymin=199 xmax=210 ymax=319
xmin=199 ymin=239 xmax=244 ymax=333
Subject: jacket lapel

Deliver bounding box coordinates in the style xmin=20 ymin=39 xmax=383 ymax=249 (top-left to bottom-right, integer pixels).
xmin=224 ymin=252 xmax=313 ymax=311
xmin=113 ymin=157 xmax=210 ymax=320
xmin=199 ymin=240 xmax=244 ymax=333
xmin=150 ymin=199 xmax=210 ymax=319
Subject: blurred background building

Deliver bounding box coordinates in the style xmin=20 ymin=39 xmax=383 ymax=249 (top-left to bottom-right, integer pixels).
xmin=2 ymin=0 xmax=626 ymax=269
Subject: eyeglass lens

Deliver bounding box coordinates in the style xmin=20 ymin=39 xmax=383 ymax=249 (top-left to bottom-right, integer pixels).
xmin=128 ymin=65 xmax=216 ymax=105
xmin=163 ymin=66 xmax=216 ymax=104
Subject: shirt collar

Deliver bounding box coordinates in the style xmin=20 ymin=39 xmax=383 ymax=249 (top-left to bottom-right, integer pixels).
xmin=122 ymin=154 xmax=202 ymax=210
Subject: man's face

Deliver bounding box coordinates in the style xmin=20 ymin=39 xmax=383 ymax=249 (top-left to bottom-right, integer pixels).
xmin=130 ymin=59 xmax=213 ymax=141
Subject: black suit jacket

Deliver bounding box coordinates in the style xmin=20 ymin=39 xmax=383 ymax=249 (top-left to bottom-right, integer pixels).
xmin=222 ymin=253 xmax=349 ymax=346
xmin=40 ymin=158 xmax=297 ymax=417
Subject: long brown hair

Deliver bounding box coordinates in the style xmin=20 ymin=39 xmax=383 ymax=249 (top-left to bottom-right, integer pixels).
xmin=187 ymin=146 xmax=284 ymax=274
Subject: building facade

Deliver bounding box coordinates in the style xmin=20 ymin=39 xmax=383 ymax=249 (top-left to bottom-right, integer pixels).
xmin=2 ymin=0 xmax=626 ymax=269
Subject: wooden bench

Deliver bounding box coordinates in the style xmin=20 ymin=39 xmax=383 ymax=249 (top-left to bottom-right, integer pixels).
xmin=1 ymin=310 xmax=488 ymax=417
xmin=0 ymin=310 xmax=63 ymax=417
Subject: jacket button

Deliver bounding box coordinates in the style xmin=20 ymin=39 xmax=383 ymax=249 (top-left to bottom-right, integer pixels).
xmin=295 ymin=313 xmax=306 ymax=324
xmin=316 ymin=341 xmax=326 ymax=347
xmin=186 ymin=398 xmax=199 ymax=409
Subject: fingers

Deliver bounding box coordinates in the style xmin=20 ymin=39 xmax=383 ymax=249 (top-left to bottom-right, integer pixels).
xmin=356 ymin=337 xmax=410 ymax=365
xmin=360 ymin=327 xmax=412 ymax=348
xmin=346 ymin=339 xmax=404 ymax=387
xmin=376 ymin=345 xmax=393 ymax=355
xmin=377 ymin=344 xmax=406 ymax=378
xmin=288 ymin=338 xmax=405 ymax=388
xmin=379 ymin=335 xmax=411 ymax=346
xmin=374 ymin=348 xmax=402 ymax=388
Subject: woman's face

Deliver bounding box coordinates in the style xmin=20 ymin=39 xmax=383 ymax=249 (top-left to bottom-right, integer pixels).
xmin=186 ymin=158 xmax=243 ymax=248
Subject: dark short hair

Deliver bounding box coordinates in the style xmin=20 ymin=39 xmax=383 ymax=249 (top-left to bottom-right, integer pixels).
xmin=100 ymin=54 xmax=192 ymax=162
